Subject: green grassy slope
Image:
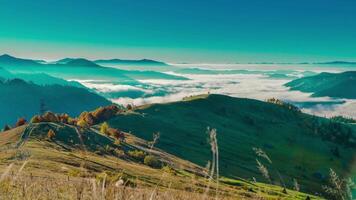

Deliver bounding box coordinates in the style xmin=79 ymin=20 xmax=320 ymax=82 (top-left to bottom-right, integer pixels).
xmin=108 ymin=94 xmax=356 ymax=194
xmin=285 ymin=71 xmax=356 ymax=99
xmin=0 ymin=122 xmax=320 ymax=199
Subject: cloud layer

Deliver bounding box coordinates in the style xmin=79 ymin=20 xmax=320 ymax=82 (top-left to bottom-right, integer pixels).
xmin=75 ymin=67 xmax=356 ymax=119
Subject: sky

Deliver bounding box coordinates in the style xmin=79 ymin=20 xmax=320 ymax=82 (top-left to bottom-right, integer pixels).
xmin=0 ymin=0 xmax=356 ymax=63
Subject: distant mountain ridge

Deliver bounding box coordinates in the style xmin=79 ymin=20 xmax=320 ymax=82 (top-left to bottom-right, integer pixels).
xmin=55 ymin=58 xmax=101 ymax=67
xmin=285 ymin=71 xmax=356 ymax=99
xmin=0 ymin=67 xmax=84 ymax=87
xmin=314 ymin=61 xmax=356 ymax=65
xmin=94 ymin=58 xmax=168 ymax=66
xmin=0 ymin=54 xmax=40 ymax=66
xmin=0 ymin=54 xmax=186 ymax=81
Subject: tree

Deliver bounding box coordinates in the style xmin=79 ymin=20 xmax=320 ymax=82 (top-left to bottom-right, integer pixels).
xmin=47 ymin=129 xmax=56 ymax=140
xmin=77 ymin=119 xmax=89 ymax=128
xmin=16 ymin=118 xmax=27 ymax=127
xmin=2 ymin=124 xmax=11 ymax=132
xmin=100 ymin=122 xmax=109 ymax=135
xmin=31 ymin=115 xmax=41 ymax=123
xmin=108 ymin=128 xmax=125 ymax=142
xmin=144 ymin=155 xmax=161 ymax=168
xmin=126 ymin=104 xmax=133 ymax=110
xmin=42 ymin=112 xmax=59 ymax=122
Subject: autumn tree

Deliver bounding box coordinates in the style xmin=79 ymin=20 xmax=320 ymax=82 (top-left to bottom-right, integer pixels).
xmin=31 ymin=115 xmax=41 ymax=123
xmin=16 ymin=118 xmax=27 ymax=127
xmin=2 ymin=124 xmax=11 ymax=132
xmin=100 ymin=122 xmax=109 ymax=135
xmin=47 ymin=129 xmax=56 ymax=140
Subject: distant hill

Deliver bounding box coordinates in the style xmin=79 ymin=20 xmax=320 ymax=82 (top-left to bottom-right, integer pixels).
xmin=285 ymin=71 xmax=356 ymax=99
xmin=56 ymin=58 xmax=101 ymax=67
xmin=0 ymin=54 xmax=40 ymax=66
xmin=109 ymin=94 xmax=356 ymax=193
xmin=0 ymin=67 xmax=83 ymax=87
xmin=95 ymin=58 xmax=168 ymax=66
xmin=0 ymin=78 xmax=111 ymax=127
xmin=0 ymin=54 xmax=187 ymax=81
xmin=315 ymin=61 xmax=356 ymax=65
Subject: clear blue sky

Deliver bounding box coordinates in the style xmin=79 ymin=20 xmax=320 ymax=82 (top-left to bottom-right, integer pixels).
xmin=0 ymin=0 xmax=355 ymax=63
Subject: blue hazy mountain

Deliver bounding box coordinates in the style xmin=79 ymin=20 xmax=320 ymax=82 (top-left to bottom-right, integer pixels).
xmin=0 ymin=54 xmax=40 ymax=66
xmin=285 ymin=71 xmax=356 ymax=99
xmin=0 ymin=67 xmax=84 ymax=87
xmin=94 ymin=58 xmax=168 ymax=66
xmin=56 ymin=58 xmax=102 ymax=67
xmin=0 ymin=78 xmax=111 ymax=127
xmin=0 ymin=54 xmax=187 ymax=81
xmin=315 ymin=61 xmax=356 ymax=65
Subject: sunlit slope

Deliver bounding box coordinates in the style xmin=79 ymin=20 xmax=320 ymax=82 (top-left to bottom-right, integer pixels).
xmin=109 ymin=94 xmax=356 ymax=193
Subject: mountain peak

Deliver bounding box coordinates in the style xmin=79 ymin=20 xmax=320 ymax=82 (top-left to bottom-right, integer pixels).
xmin=94 ymin=58 xmax=168 ymax=66
xmin=55 ymin=58 xmax=101 ymax=67
xmin=65 ymin=58 xmax=101 ymax=67
xmin=0 ymin=54 xmax=40 ymax=65
xmin=0 ymin=54 xmax=17 ymax=60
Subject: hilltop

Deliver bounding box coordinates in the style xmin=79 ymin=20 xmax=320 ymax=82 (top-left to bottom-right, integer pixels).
xmin=108 ymin=94 xmax=356 ymax=194
xmin=285 ymin=71 xmax=356 ymax=99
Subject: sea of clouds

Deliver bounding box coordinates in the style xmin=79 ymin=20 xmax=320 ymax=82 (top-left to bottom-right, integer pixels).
xmin=75 ymin=64 xmax=356 ymax=119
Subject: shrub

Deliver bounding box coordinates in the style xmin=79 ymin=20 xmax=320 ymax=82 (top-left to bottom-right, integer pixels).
xmin=2 ymin=124 xmax=11 ymax=132
xmin=77 ymin=119 xmax=89 ymax=128
xmin=30 ymin=115 xmax=41 ymax=123
xmin=92 ymin=105 xmax=120 ymax=122
xmin=58 ymin=114 xmax=70 ymax=124
xmin=100 ymin=122 xmax=109 ymax=135
xmin=144 ymin=155 xmax=161 ymax=168
xmin=67 ymin=117 xmax=77 ymax=125
xmin=126 ymin=104 xmax=133 ymax=110
xmin=47 ymin=129 xmax=56 ymax=140
xmin=128 ymin=150 xmax=145 ymax=161
xmin=108 ymin=128 xmax=125 ymax=141
xmin=162 ymin=165 xmax=176 ymax=175
xmin=15 ymin=118 xmax=27 ymax=127
xmin=42 ymin=112 xmax=59 ymax=122
xmin=77 ymin=105 xmax=121 ymax=127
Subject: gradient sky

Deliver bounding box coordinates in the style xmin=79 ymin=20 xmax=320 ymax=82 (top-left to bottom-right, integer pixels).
xmin=0 ymin=0 xmax=355 ymax=63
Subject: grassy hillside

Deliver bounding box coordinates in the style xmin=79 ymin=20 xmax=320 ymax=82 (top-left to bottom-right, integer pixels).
xmin=108 ymin=94 xmax=356 ymax=194
xmin=0 ymin=121 xmax=319 ymax=199
xmin=0 ymin=79 xmax=111 ymax=127
xmin=285 ymin=71 xmax=356 ymax=99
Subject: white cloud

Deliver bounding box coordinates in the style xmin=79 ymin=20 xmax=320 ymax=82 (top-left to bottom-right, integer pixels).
xmin=71 ymin=69 xmax=356 ymax=119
